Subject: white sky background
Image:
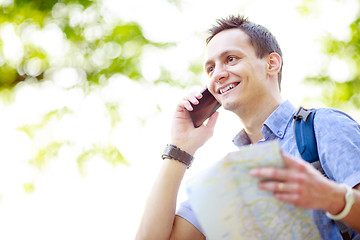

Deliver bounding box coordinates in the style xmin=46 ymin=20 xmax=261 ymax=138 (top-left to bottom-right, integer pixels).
xmin=0 ymin=0 xmax=358 ymax=239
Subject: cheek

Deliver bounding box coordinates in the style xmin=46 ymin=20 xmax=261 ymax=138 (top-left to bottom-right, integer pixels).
xmin=207 ymin=82 xmax=222 ymax=101
xmin=228 ymin=63 xmax=247 ymax=77
xmin=207 ymin=79 xmax=216 ymax=95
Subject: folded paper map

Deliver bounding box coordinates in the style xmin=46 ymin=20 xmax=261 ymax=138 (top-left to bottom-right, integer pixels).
xmin=186 ymin=140 xmax=321 ymax=240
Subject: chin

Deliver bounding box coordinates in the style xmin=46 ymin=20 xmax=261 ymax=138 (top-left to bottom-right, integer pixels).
xmin=222 ymin=98 xmax=246 ymax=114
xmin=221 ymin=101 xmax=237 ymax=112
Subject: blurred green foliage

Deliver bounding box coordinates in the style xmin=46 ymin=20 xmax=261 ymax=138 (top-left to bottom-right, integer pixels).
xmin=77 ymin=144 xmax=129 ymax=176
xmin=29 ymin=141 xmax=64 ymax=169
xmin=296 ymin=0 xmax=319 ymax=17
xmin=17 ymin=107 xmax=72 ymax=138
xmin=0 ymin=0 xmax=203 ymax=194
xmin=0 ymin=0 xmax=175 ymax=183
xmin=23 ymin=182 xmax=35 ymax=193
xmin=299 ymin=0 xmax=360 ymax=111
xmin=0 ymin=0 xmax=163 ymax=88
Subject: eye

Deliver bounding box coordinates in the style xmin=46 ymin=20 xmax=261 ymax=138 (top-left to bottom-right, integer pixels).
xmin=227 ymin=56 xmax=236 ymax=63
xmin=207 ymin=66 xmax=214 ymax=75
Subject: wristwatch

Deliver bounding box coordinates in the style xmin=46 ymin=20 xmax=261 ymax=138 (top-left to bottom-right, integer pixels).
xmin=162 ymin=144 xmax=193 ymax=168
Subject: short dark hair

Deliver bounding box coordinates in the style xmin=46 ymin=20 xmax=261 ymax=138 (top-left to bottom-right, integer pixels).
xmin=207 ymin=15 xmax=283 ymax=87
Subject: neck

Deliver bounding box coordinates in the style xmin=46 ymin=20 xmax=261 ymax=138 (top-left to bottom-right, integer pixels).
xmin=237 ymin=96 xmax=283 ymax=144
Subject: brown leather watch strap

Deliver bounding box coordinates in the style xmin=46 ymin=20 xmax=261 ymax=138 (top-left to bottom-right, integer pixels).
xmin=161 ymin=144 xmax=194 ymax=168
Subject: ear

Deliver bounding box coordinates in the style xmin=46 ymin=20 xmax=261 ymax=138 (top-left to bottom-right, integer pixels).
xmin=266 ymin=52 xmax=282 ymax=77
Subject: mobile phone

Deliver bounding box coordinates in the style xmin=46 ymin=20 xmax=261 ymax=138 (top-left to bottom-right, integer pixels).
xmin=189 ymin=88 xmax=221 ymax=128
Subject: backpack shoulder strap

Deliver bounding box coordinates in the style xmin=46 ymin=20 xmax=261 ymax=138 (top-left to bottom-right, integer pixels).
xmin=293 ymin=107 xmax=319 ymax=164
xmin=293 ymin=106 xmax=352 ymax=240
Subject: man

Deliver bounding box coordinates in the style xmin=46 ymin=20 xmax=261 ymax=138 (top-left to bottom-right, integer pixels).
xmin=136 ymin=15 xmax=360 ymax=240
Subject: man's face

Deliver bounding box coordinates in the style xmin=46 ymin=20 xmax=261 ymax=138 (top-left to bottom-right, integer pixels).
xmin=204 ymin=29 xmax=269 ymax=112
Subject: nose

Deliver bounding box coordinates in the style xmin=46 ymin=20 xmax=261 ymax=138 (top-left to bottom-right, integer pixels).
xmin=212 ymin=65 xmax=228 ymax=83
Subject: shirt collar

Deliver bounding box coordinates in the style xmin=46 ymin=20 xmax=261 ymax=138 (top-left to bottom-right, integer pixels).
xmin=232 ymin=129 xmax=251 ymax=147
xmin=232 ymin=100 xmax=297 ymax=147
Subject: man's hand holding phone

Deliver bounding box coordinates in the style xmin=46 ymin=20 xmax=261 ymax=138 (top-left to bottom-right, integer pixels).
xmin=189 ymin=88 xmax=221 ymax=128
xmin=171 ymin=88 xmax=220 ymax=156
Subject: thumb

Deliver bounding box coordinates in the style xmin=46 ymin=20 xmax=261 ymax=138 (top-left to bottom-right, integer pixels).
xmin=281 ymin=152 xmax=305 ymax=170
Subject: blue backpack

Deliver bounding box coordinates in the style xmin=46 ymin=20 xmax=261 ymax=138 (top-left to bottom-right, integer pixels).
xmin=293 ymin=107 xmax=352 ymax=240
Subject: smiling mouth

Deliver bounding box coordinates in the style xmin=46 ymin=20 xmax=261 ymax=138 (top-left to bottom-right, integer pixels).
xmin=219 ymin=83 xmax=239 ymax=94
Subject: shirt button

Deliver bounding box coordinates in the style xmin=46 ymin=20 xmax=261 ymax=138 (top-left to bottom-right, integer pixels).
xmin=277 ymin=131 xmax=283 ymax=137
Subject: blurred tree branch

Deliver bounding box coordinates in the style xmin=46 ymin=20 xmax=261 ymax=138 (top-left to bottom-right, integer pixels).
xmin=299 ymin=0 xmax=360 ymax=111
xmin=0 ymin=0 xmax=168 ymax=88
xmin=0 ymin=0 xmax=184 ymax=185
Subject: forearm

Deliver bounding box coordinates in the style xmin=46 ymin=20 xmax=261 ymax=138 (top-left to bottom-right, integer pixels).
xmin=136 ymin=158 xmax=187 ymax=240
xmin=136 ymin=90 xmax=218 ymax=239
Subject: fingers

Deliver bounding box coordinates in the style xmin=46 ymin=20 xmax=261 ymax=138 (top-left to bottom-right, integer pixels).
xmin=256 ymin=177 xmax=304 ymax=205
xmin=249 ymin=153 xmax=311 ymax=185
xmin=182 ymin=99 xmax=194 ymax=112
xmin=204 ymin=111 xmax=219 ymax=129
xmin=250 ymin=165 xmax=310 ymax=186
xmin=181 ymin=91 xmax=203 ymax=112
xmin=257 ymin=180 xmax=299 ymax=194
xmin=250 ymin=152 xmax=336 ymax=209
xmin=281 ymin=152 xmax=308 ymax=171
xmin=274 ymin=193 xmax=300 ymax=204
xmin=249 ymin=166 xmax=287 ymax=181
xmin=249 ymin=153 xmax=309 ymax=179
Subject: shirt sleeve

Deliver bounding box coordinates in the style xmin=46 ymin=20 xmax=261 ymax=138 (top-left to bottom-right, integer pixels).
xmin=176 ymin=199 xmax=205 ymax=234
xmin=314 ymin=108 xmax=360 ymax=187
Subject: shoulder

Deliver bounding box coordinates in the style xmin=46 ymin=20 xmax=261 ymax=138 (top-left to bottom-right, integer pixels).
xmin=312 ymin=107 xmax=360 ymax=153
xmin=313 ymin=108 xmax=359 ymax=131
xmin=313 ymin=107 xmax=360 ymax=139
xmin=314 ymin=107 xmax=357 ymax=122
xmin=312 ymin=108 xmax=360 ymax=183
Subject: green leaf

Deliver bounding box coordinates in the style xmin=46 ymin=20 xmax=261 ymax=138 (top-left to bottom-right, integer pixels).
xmin=77 ymin=145 xmax=129 ymax=175
xmin=23 ymin=182 xmax=35 ymax=194
xmin=300 ymin=0 xmax=360 ymax=111
xmin=17 ymin=107 xmax=72 ymax=138
xmin=29 ymin=141 xmax=63 ymax=169
xmin=106 ymin=103 xmax=121 ymax=127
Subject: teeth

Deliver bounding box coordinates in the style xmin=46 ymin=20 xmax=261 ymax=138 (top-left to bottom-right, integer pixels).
xmin=220 ymin=84 xmax=236 ymax=94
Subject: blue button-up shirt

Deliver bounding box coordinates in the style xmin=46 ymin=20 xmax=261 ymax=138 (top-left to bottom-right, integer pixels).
xmin=177 ymin=100 xmax=360 ymax=239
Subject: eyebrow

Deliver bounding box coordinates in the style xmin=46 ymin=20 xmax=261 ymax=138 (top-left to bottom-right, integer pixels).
xmin=204 ymin=49 xmax=243 ymax=69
